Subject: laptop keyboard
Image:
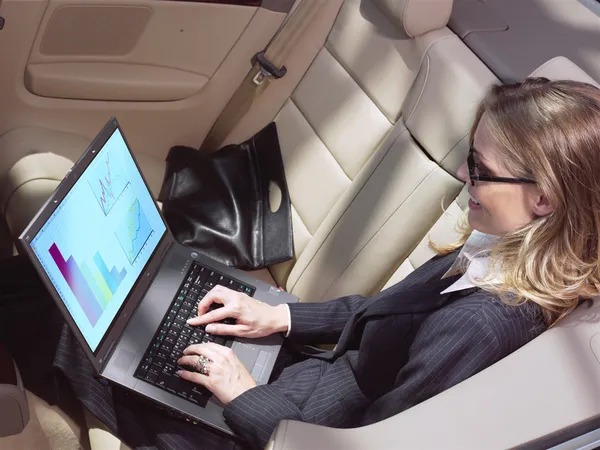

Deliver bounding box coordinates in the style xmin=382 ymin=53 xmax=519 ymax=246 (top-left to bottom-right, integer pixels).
xmin=134 ymin=261 xmax=255 ymax=408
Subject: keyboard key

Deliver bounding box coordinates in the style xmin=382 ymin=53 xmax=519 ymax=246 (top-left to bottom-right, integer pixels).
xmin=172 ymin=320 xmax=184 ymax=331
xmin=191 ymin=329 xmax=205 ymax=339
xmin=153 ymin=357 xmax=166 ymax=369
xmin=160 ymin=343 xmax=173 ymax=354
xmin=166 ymin=377 xmax=179 ymax=395
xmin=162 ymin=364 xmax=176 ymax=376
xmin=173 ymin=342 xmax=186 ymax=353
xmin=195 ymin=269 xmax=208 ymax=285
xmin=213 ymin=337 xmax=225 ymax=346
xmin=181 ymin=327 xmax=192 ymax=337
xmin=144 ymin=371 xmax=158 ymax=383
xmin=192 ymin=385 xmax=210 ymax=397
xmin=225 ymin=340 xmax=233 ymax=348
xmin=148 ymin=364 xmax=162 ymax=376
xmin=177 ymin=379 xmax=194 ymax=399
xmin=165 ymin=334 xmax=176 ymax=345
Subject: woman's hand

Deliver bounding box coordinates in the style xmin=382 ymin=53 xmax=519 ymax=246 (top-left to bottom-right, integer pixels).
xmin=178 ymin=343 xmax=257 ymax=405
xmin=187 ymin=285 xmax=289 ymax=339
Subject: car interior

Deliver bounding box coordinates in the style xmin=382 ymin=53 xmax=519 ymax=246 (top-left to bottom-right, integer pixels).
xmin=0 ymin=0 xmax=599 ymax=449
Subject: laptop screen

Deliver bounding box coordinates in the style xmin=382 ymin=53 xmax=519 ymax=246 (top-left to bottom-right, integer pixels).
xmin=29 ymin=128 xmax=167 ymax=352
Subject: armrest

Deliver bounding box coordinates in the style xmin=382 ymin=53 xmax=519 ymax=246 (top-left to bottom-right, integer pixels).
xmin=0 ymin=345 xmax=29 ymax=437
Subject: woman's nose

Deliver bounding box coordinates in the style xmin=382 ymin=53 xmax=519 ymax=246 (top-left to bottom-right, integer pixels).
xmin=457 ymin=160 xmax=469 ymax=183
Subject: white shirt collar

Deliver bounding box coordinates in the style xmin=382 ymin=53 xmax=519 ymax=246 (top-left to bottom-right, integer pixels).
xmin=440 ymin=230 xmax=502 ymax=294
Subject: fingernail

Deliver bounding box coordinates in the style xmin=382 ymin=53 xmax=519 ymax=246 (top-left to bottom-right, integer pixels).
xmin=177 ymin=370 xmax=182 ymax=376
xmin=205 ymin=325 xmax=214 ymax=333
xmin=186 ymin=319 xmax=194 ymax=324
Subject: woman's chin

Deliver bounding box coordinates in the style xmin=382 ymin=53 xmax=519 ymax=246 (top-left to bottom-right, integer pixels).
xmin=467 ymin=209 xmax=485 ymax=233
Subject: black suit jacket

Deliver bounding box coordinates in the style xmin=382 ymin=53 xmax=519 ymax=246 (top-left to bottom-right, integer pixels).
xmin=224 ymin=251 xmax=546 ymax=449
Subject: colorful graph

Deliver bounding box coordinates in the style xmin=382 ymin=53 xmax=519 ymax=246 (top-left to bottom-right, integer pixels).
xmin=88 ymin=152 xmax=129 ymax=216
xmin=115 ymin=198 xmax=153 ymax=264
xmin=49 ymin=243 xmax=127 ymax=326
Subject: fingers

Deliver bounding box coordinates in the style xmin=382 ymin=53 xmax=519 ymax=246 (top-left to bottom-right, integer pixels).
xmin=177 ymin=354 xmax=204 ymax=368
xmin=204 ymin=323 xmax=247 ymax=336
xmin=178 ymin=369 xmax=210 ymax=387
xmin=196 ymin=286 xmax=228 ymax=315
xmin=187 ymin=306 xmax=231 ymax=326
xmin=183 ymin=342 xmax=230 ymax=360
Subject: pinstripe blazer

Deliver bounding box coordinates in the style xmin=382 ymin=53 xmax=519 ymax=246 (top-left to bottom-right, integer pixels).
xmin=224 ymin=251 xmax=546 ymax=449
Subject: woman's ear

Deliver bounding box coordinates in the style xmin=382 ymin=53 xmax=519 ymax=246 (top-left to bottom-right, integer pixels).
xmin=531 ymin=189 xmax=555 ymax=217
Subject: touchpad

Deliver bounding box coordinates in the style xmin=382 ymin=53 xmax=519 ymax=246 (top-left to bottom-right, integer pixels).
xmin=233 ymin=343 xmax=258 ymax=371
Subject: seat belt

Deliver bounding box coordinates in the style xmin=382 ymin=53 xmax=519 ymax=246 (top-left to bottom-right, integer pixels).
xmin=200 ymin=0 xmax=326 ymax=152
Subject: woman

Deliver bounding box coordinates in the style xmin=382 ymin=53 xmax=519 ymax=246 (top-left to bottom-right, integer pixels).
xmin=2 ymin=78 xmax=600 ymax=450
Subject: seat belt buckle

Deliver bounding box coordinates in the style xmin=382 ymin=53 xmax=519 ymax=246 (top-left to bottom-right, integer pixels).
xmin=252 ymin=50 xmax=287 ymax=86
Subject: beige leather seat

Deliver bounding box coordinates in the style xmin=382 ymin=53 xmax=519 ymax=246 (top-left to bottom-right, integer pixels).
xmin=265 ymin=57 xmax=600 ymax=450
xmin=6 ymin=2 xmax=593 ymax=450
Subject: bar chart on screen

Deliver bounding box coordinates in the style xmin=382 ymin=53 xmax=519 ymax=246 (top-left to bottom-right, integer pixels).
xmin=49 ymin=243 xmax=127 ymax=326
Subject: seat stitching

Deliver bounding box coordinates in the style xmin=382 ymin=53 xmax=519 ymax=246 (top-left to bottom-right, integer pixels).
xmin=289 ymin=96 xmax=352 ymax=182
xmin=439 ymin=131 xmax=471 ymax=174
xmin=287 ymin=127 xmax=410 ymax=293
xmin=404 ymin=33 xmax=455 ymax=126
xmin=319 ymin=166 xmax=449 ymax=301
xmin=405 ymin=53 xmax=430 ymax=126
xmin=402 ymin=0 xmax=411 ymax=37
xmin=324 ymin=41 xmax=397 ymax=124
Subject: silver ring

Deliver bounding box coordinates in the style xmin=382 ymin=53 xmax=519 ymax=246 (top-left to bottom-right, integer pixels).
xmin=195 ymin=355 xmax=211 ymax=376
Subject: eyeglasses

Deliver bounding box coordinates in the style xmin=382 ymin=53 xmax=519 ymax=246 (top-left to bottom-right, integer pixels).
xmin=467 ymin=146 xmax=536 ymax=187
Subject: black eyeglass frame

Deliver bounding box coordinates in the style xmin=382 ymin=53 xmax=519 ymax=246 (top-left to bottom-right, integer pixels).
xmin=467 ymin=146 xmax=536 ymax=187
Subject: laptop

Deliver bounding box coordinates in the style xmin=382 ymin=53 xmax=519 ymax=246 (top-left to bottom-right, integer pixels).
xmin=18 ymin=117 xmax=297 ymax=436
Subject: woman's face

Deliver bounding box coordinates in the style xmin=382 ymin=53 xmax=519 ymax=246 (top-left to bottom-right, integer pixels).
xmin=456 ymin=113 xmax=552 ymax=236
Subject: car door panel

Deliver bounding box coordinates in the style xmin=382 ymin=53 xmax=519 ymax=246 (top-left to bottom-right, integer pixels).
xmin=0 ymin=0 xmax=289 ymax=166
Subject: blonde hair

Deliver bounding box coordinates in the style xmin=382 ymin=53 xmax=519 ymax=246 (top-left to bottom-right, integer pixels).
xmin=437 ymin=78 xmax=600 ymax=326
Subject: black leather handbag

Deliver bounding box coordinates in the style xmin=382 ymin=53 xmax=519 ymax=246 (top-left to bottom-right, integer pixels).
xmin=158 ymin=122 xmax=293 ymax=270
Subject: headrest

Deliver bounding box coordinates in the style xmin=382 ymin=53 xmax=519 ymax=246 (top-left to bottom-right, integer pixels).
xmin=374 ymin=0 xmax=453 ymax=38
xmin=529 ymin=57 xmax=599 ymax=87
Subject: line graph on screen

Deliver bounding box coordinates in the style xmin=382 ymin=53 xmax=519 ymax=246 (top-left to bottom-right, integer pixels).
xmin=88 ymin=152 xmax=130 ymax=216
xmin=115 ymin=198 xmax=153 ymax=264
